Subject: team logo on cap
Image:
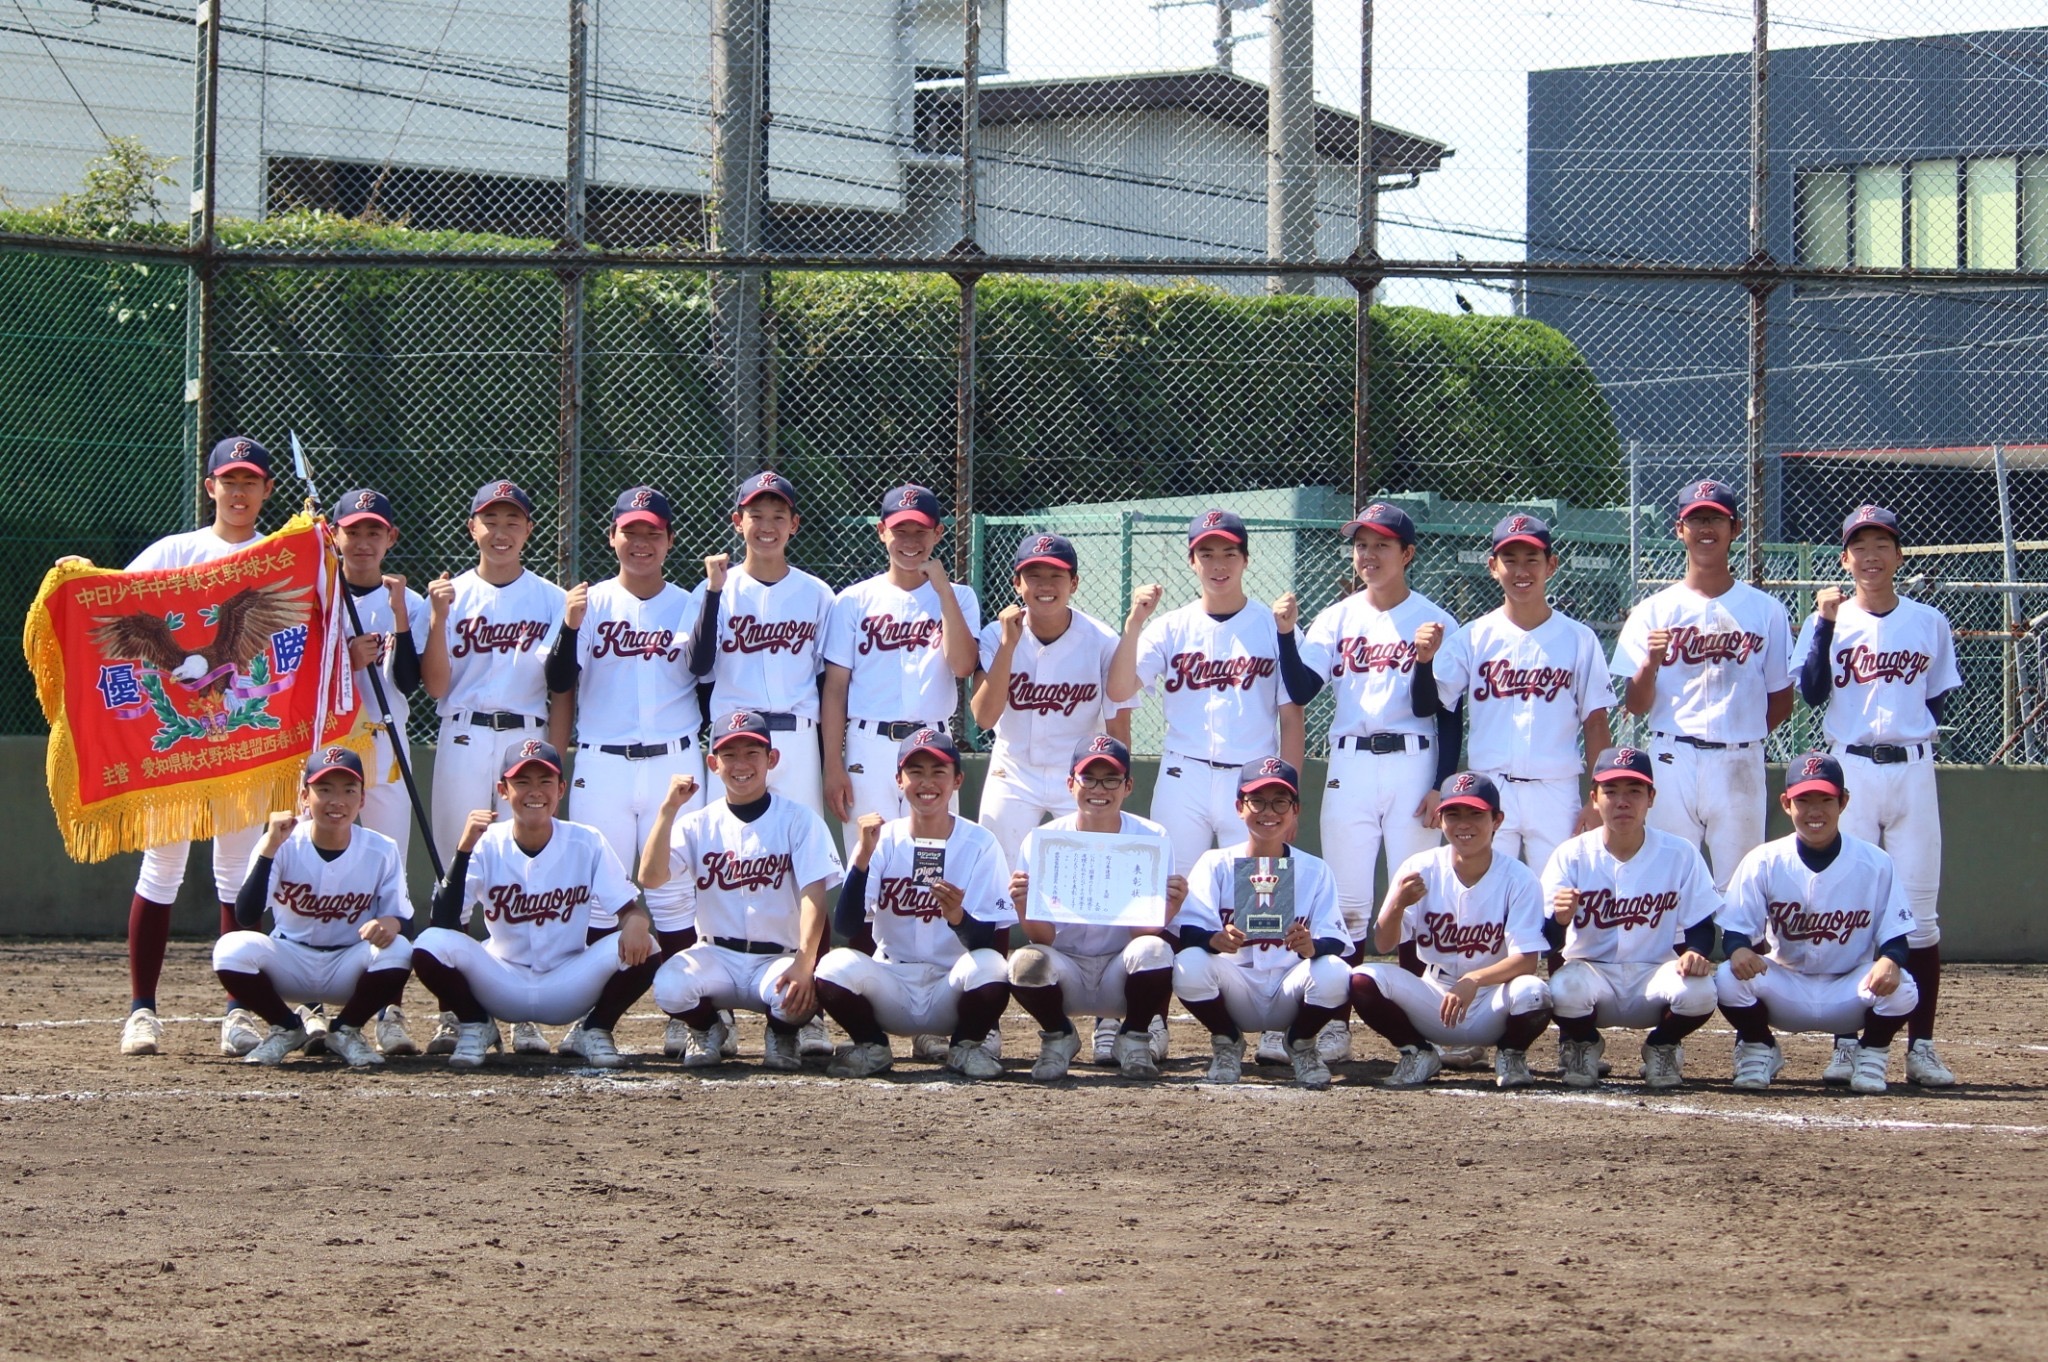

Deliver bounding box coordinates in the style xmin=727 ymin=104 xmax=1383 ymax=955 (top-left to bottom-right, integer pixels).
xmin=756 ymin=473 xmax=778 ymax=490
xmin=1507 ymin=515 xmax=1532 ymax=534
xmin=1451 ymin=774 xmax=1476 ymax=794
xmin=913 ymin=729 xmax=940 ymax=745
xmin=897 ymin=488 xmax=920 ymax=509
xmin=1257 ymin=758 xmax=1284 ymax=777
xmin=354 ymin=490 xmax=377 ymax=511
xmin=519 ymin=739 xmax=545 ymax=759
xmin=630 ymin=488 xmax=655 ymax=509
xmin=1200 ymin=511 xmax=1225 ymax=530
xmin=727 ymin=712 xmax=751 ymax=731
xmin=1032 ymin=535 xmax=1057 ymax=554
xmin=1615 ymin=746 xmax=1638 ymax=764
xmin=233 ymin=439 xmax=253 ymax=459
xmin=1365 ymin=503 xmax=1390 ymax=518
xmin=1801 ymin=754 xmax=1828 ymax=778
xmin=495 ymin=481 xmax=516 ymax=501
xmin=1695 ymin=481 xmax=1718 ymax=500
xmin=322 ymin=746 xmax=349 ymax=764
xmin=1087 ymin=735 xmax=1116 ymax=754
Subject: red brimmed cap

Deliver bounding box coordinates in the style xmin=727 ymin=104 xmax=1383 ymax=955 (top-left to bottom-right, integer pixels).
xmin=1489 ymin=513 xmax=1553 ymax=555
xmin=1237 ymin=756 xmax=1299 ymax=798
xmin=896 ymin=727 xmax=961 ymax=770
xmin=1592 ymin=746 xmax=1655 ymax=785
xmin=1437 ymin=770 xmax=1502 ymax=814
xmin=881 ymin=484 xmax=943 ymax=528
xmin=501 ymin=738 xmax=563 ymax=779
xmin=1188 ymin=508 xmax=1248 ymax=547
xmin=1012 ymin=532 xmax=1079 ymax=573
xmin=305 ymin=745 xmax=365 ymax=784
xmin=1070 ymin=734 xmax=1130 ymax=777
xmin=1677 ymin=478 xmax=1741 ymax=521
xmin=332 ymin=488 xmax=395 ymax=528
xmin=1785 ymin=751 xmax=1847 ymax=799
xmin=207 ymin=436 xmax=273 ymax=480
xmin=711 ymin=710 xmax=774 ymax=751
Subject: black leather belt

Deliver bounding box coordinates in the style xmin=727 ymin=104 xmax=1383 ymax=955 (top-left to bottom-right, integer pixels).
xmin=759 ymin=712 xmax=800 ymax=732
xmin=857 ymin=719 xmax=942 ymax=740
xmin=1335 ymin=733 xmax=1430 ymax=753
xmin=599 ymin=740 xmax=683 ymax=759
xmin=712 ymin=937 xmax=789 ymax=955
xmin=283 ymin=938 xmax=350 ymax=952
xmin=1845 ymin=742 xmax=1929 ymax=764
xmin=470 ymin=710 xmax=537 ymax=731
xmin=1170 ymin=752 xmax=1242 ymax=770
xmin=1654 ymin=732 xmax=1758 ymax=752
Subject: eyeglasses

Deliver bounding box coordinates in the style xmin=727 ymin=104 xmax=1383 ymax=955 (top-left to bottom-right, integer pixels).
xmin=1241 ymin=796 xmax=1297 ymax=813
xmin=1073 ymin=774 xmax=1125 ymax=790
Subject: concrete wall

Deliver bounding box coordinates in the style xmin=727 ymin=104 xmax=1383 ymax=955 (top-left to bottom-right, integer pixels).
xmin=4 ymin=735 xmax=2042 ymax=959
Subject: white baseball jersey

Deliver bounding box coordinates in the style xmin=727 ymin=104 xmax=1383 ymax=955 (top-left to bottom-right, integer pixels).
xmin=126 ymin=526 xmax=250 ymax=571
xmin=1610 ymin=583 xmax=1791 ymax=742
xmin=1133 ymin=602 xmax=1295 ymax=763
xmin=1540 ymin=827 xmax=1721 ymax=964
xmin=1300 ymin=589 xmax=1457 ymax=740
xmin=342 ymin=582 xmax=429 ymax=735
xmin=261 ymin=824 xmax=413 ymax=947
xmin=664 ymin=796 xmax=844 ymax=947
xmin=1794 ymin=598 xmax=1962 ymax=746
xmin=858 ymin=816 xmax=1012 ymax=968
xmin=1434 ymin=608 xmax=1612 ymax=779
xmin=457 ymin=819 xmax=637 ymax=972
xmin=702 ymin=565 xmax=834 ymax=719
xmin=1722 ymin=833 xmax=1915 ymax=974
xmin=1017 ymin=810 xmax=1170 ymax=957
xmin=977 ymin=610 xmax=1128 ymax=764
xmin=439 ymin=569 xmax=566 ymax=718
xmin=824 ymin=575 xmax=982 ymax=721
xmin=1391 ymin=846 xmax=1550 ymax=981
xmin=571 ymin=580 xmax=702 ymax=745
xmin=1178 ymin=840 xmax=1347 ymax=974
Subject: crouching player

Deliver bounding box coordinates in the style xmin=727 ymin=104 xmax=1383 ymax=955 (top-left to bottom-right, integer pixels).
xmin=1715 ymin=752 xmax=1920 ymax=1094
xmin=214 ymin=748 xmax=414 ymax=1067
xmin=643 ymin=712 xmax=843 ymax=1071
xmin=1005 ymin=736 xmax=1185 ymax=1081
xmin=411 ymin=741 xmax=658 ymax=1068
xmin=814 ymin=730 xmax=1014 ymax=1080
xmin=1541 ymin=747 xmax=1721 ymax=1090
xmin=1171 ymin=758 xmax=1351 ymax=1090
xmin=1351 ymin=773 xmax=1554 ymax=1089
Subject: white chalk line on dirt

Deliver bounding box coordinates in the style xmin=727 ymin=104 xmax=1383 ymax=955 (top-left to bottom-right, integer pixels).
xmin=1428 ymin=1086 xmax=2048 ymax=1135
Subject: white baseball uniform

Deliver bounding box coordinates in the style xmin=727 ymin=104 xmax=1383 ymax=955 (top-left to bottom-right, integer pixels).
xmin=823 ymin=574 xmax=981 ymax=840
xmin=1170 ymin=841 xmax=1352 ymax=1033
xmin=1794 ymin=598 xmax=1962 ymax=943
xmin=1714 ymin=833 xmax=1920 ymax=1032
xmin=1300 ymin=589 xmax=1457 ymax=938
xmin=1540 ymin=828 xmax=1722 ymax=1028
xmin=1009 ymin=811 xmax=1176 ymax=1016
xmin=413 ymin=818 xmax=640 ymax=1025
xmin=212 ymin=823 xmax=415 ymax=1002
xmin=340 ymin=580 xmax=431 ymax=857
xmin=564 ymin=579 xmax=706 ymax=932
xmin=976 ymin=609 xmax=1129 ymax=862
xmin=696 ymin=564 xmax=835 ymax=815
xmin=1433 ymin=608 xmax=1612 ymax=871
xmin=1133 ymin=601 xmax=1297 ymax=876
xmin=651 ymin=795 xmax=845 ymax=1023
xmin=429 ymin=569 xmax=566 ymax=862
xmin=1353 ymin=847 xmax=1554 ymax=1047
xmin=1611 ymin=583 xmax=1791 ymax=889
xmin=813 ymin=816 xmax=1011 ymax=1036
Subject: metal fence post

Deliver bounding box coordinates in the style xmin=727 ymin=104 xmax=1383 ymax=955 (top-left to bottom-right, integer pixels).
xmin=1994 ymin=441 xmax=2026 ymax=761
xmin=1743 ymin=0 xmax=1774 ymax=586
xmin=183 ymin=0 xmax=222 ymax=528
xmin=1266 ymin=0 xmax=1315 ymax=296
xmin=711 ymin=0 xmax=767 ymax=479
xmin=951 ymin=0 xmax=983 ymax=582
xmin=1626 ymin=440 xmax=1640 ymax=605
xmin=1348 ymin=0 xmax=1378 ymax=510
xmin=558 ymin=0 xmax=590 ymax=587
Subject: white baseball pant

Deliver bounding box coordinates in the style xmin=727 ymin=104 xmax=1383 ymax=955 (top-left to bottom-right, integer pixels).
xmin=1007 ymin=936 xmax=1174 ymax=1018
xmin=1549 ymin=958 xmax=1716 ymax=1029
xmin=977 ymin=750 xmax=1070 ymax=865
xmin=1485 ymin=774 xmax=1580 ymax=872
xmin=359 ymin=723 xmax=418 ymax=860
xmin=411 ymin=927 xmax=633 ymax=1026
xmin=1172 ymin=948 xmax=1351 ymax=1034
xmin=653 ymin=943 xmax=805 ymax=1024
xmin=135 ymin=822 xmax=263 ymax=904
xmin=1714 ymin=959 xmax=1920 ymax=1034
xmin=569 ymin=744 xmax=705 ymax=932
xmin=1647 ymin=740 xmax=1767 ymax=892
xmin=1351 ymin=962 xmax=1553 ymax=1048
xmin=211 ymin=931 xmax=413 ymax=1004
xmin=812 ymin=947 xmax=1006 ymax=1036
xmin=839 ymin=719 xmax=957 ymax=849
xmin=1320 ymin=743 xmax=1439 ymax=940
xmin=1835 ymin=748 xmax=1941 ymax=946
xmin=1150 ymin=755 xmax=1245 ymax=878
xmin=430 ymin=716 xmax=546 ymax=863
xmin=702 ymin=720 xmax=826 ymax=821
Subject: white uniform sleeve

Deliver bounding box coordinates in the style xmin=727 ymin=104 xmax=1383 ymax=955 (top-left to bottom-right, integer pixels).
xmin=1302 ymin=858 xmax=1347 ymax=943
xmin=792 ymin=809 xmax=847 ymax=891
xmin=1674 ymin=843 xmax=1724 ymax=933
xmin=1537 ymin=839 xmax=1575 ymax=902
xmin=681 ymin=582 xmax=710 ymax=680
xmin=1792 ymin=611 xmax=1822 ymax=683
xmin=959 ymin=832 xmax=1014 ymax=925
xmin=1299 ymin=604 xmax=1339 ymax=679
xmin=1502 ymin=864 xmax=1550 ymax=957
xmin=1761 ymin=596 xmax=1793 ymax=693
xmin=590 ymin=834 xmax=640 ymax=916
xmin=1721 ymin=849 xmax=1769 ymax=943
xmin=1132 ymin=615 xmax=1173 ymax=693
xmin=664 ymin=818 xmax=699 ymax=924
xmin=1574 ymin=626 xmax=1614 ymax=723
xmin=459 ymin=844 xmax=488 ymax=928
xmin=1875 ymin=856 xmax=1916 ymax=945
xmin=1177 ymin=848 xmax=1227 ymax=934
xmin=1611 ymin=602 xmax=1650 ymax=679
xmin=822 ymin=589 xmax=862 ymax=671
xmin=954 ymin=583 xmax=983 ymax=638
xmin=377 ymin=839 xmax=415 ymax=922
xmin=1433 ymin=626 xmax=1472 ymax=710
xmin=976 ymin=618 xmax=1003 ymax=674
xmin=1929 ymin=609 xmax=1964 ymax=697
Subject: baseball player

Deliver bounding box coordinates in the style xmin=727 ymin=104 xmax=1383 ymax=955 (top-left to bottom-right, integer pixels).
xmin=212 ymin=748 xmax=414 ymax=1067
xmin=1793 ymin=505 xmax=1962 ymax=1087
xmin=1715 ymin=753 xmax=1921 ymax=1094
xmin=1540 ymin=747 xmax=1722 ymax=1089
xmin=813 ymin=730 xmax=1014 ymax=1080
xmin=1003 ymin=736 xmax=1184 ymax=1081
xmin=1611 ymin=479 xmax=1793 ymax=891
xmin=411 ymin=740 xmax=657 ymax=1069
xmin=1350 ymin=772 xmax=1555 ymax=1090
xmin=1170 ymin=758 xmax=1352 ymax=1091
xmin=642 ymin=712 xmax=843 ymax=1069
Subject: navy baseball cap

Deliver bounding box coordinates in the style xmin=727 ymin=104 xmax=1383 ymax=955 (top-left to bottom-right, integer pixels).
xmin=1237 ymin=756 xmax=1300 ymax=798
xmin=1490 ymin=513 xmax=1554 ymax=555
xmin=501 ymin=738 xmax=563 ymax=779
xmin=470 ymin=479 xmax=536 ymax=517
xmin=1012 ymin=532 xmax=1079 ymax=573
xmin=1841 ymin=504 xmax=1903 ymax=547
xmin=1592 ymin=746 xmax=1656 ymax=785
xmin=1678 ymin=479 xmax=1741 ymax=521
xmin=897 ymin=727 xmax=961 ymax=771
xmin=710 ymin=709 xmax=773 ymax=752
xmin=1340 ymin=501 xmax=1416 ymax=547
xmin=612 ymin=485 xmax=673 ymax=531
xmin=332 ymin=488 xmax=395 ymax=529
xmin=207 ymin=436 xmax=273 ymax=480
xmin=1437 ymin=771 xmax=1503 ymax=814
xmin=736 ymin=470 xmax=798 ymax=511
xmin=305 ymin=744 xmax=365 ymax=784
xmin=1785 ymin=751 xmax=1848 ymax=799
xmin=1070 ymin=734 xmax=1131 ymax=777
xmin=881 ymin=485 xmax=943 ymax=528
xmin=1188 ymin=509 xmax=1248 ymax=548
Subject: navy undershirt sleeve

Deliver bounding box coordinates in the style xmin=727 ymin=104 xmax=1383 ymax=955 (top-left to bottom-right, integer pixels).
xmin=544 ymin=623 xmax=580 ymax=694
xmin=1179 ymin=923 xmax=1219 ymax=953
xmin=1275 ymin=630 xmax=1323 ymax=706
xmin=1878 ymin=933 xmax=1912 ymax=968
xmin=389 ymin=627 xmax=421 ymax=695
xmin=1432 ymin=705 xmax=1463 ymax=786
xmin=431 ymin=850 xmax=472 ymax=930
xmin=1682 ymin=917 xmax=1718 ymax=958
xmin=1411 ymin=659 xmax=1441 ymax=718
xmin=1310 ymin=935 xmax=1348 ymax=959
xmin=951 ymin=915 xmax=999 ymax=952
xmin=235 ymin=855 xmax=274 ymax=929
xmin=1928 ymin=690 xmax=1949 ymax=726
xmin=1799 ymin=617 xmax=1836 ymax=707
xmin=1721 ymin=929 xmax=1755 ymax=956
xmin=689 ymin=588 xmax=722 ymax=678
xmin=834 ymin=864 xmax=870 ymax=940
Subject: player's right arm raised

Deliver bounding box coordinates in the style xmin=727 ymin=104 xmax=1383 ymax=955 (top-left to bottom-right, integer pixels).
xmin=637 ymin=772 xmax=699 ymax=889
xmin=1374 ymin=869 xmax=1427 ymax=955
xmin=1106 ymin=583 xmax=1162 ymax=704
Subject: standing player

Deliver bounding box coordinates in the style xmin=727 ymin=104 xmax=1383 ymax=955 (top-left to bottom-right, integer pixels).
xmin=1541 ymin=747 xmax=1722 ymax=1089
xmin=642 ymin=712 xmax=843 ymax=1070
xmin=1793 ymin=505 xmax=1962 ymax=1086
xmin=1611 ymin=479 xmax=1793 ymax=890
xmin=1350 ymin=773 xmax=1555 ymax=1090
xmin=1004 ymin=736 xmax=1185 ymax=1081
xmin=1715 ymin=753 xmax=1921 ymax=1094
xmin=212 ymin=748 xmax=414 ymax=1066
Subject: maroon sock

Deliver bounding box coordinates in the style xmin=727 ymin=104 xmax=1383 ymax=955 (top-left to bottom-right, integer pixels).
xmin=337 ymin=969 xmax=410 ymax=1030
xmin=217 ymin=901 xmax=238 ymax=938
xmin=1556 ymin=1011 xmax=1600 ymax=1044
xmin=1646 ymin=1006 xmax=1712 ymax=1046
xmin=673 ymin=1002 xmax=723 ymax=1030
xmin=950 ymin=982 xmax=1010 ymax=1044
xmin=1906 ymin=944 xmax=1941 ymax=1043
xmin=213 ymin=970 xmax=298 ymax=1029
xmin=1119 ymin=967 xmax=1172 ymax=1033
xmin=127 ymin=895 xmax=173 ymax=1011
xmin=1499 ymin=1007 xmax=1553 ymax=1053
xmin=1011 ymin=982 xmax=1073 ymax=1034
xmin=1349 ymin=975 xmax=1423 ymax=1050
xmin=816 ymin=980 xmax=886 ymax=1046
xmin=587 ymin=956 xmax=661 ymax=1032
xmin=1182 ymin=995 xmax=1240 ymax=1041
xmin=411 ymin=946 xmax=489 ymax=1023
xmin=655 ymin=926 xmax=698 ymax=961
xmin=1284 ymin=1001 xmax=1345 ymax=1045
xmin=1720 ymin=1001 xmax=1773 ymax=1047
xmin=1397 ymin=940 xmax=1423 ymax=977
xmin=1861 ymin=1005 xmax=1908 ymax=1050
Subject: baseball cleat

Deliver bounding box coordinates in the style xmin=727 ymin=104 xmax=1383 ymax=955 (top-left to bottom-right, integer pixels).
xmin=1850 ymin=1043 xmax=1890 ymax=1094
xmin=426 ymin=1012 xmax=461 ymax=1055
xmin=663 ymin=1017 xmax=693 ymax=1058
xmin=1494 ymin=1048 xmax=1536 ymax=1089
xmin=1383 ymin=1045 xmax=1442 ymax=1088
xmin=1113 ymin=1029 xmax=1160 ymax=1079
xmin=243 ymin=1025 xmax=309 ymax=1066
xmin=1559 ymin=1035 xmax=1605 ymax=1089
xmin=120 ymin=1007 xmax=164 ymax=1056
xmin=1030 ymin=1027 xmax=1082 ymax=1082
xmin=981 ymin=1027 xmax=1003 ymax=1060
xmin=1731 ymin=1040 xmax=1783 ymax=1090
xmin=1316 ymin=1019 xmax=1352 ymax=1064
xmin=557 ymin=1022 xmax=587 ymax=1058
xmin=297 ymin=1005 xmax=330 ymax=1057
xmin=1148 ymin=1014 xmax=1170 ymax=1063
xmin=828 ymin=1041 xmax=894 ymax=1079
xmin=1435 ymin=1043 xmax=1490 ymax=1070
xmin=719 ymin=1011 xmax=741 ymax=1058
xmin=1091 ymin=1017 xmax=1119 ymax=1065
xmin=1905 ymin=1039 xmax=1956 ymax=1087
xmin=1204 ymin=1034 xmax=1244 ymax=1085
xmin=1253 ymin=1031 xmax=1289 ymax=1066
xmin=219 ymin=1008 xmax=264 ymax=1057
xmin=1287 ymin=1036 xmax=1332 ymax=1090
xmin=577 ymin=1027 xmax=624 ymax=1070
xmin=511 ymin=1021 xmax=551 ymax=1055
xmin=945 ymin=1039 xmax=1003 ymax=1079
xmin=1822 ymin=1036 xmax=1859 ymax=1085
xmin=761 ymin=1028 xmax=802 ymax=1072
xmin=375 ymin=1007 xmax=420 ymax=1057
xmin=325 ymin=1023 xmax=385 ymax=1068
xmin=911 ymin=1033 xmax=951 ymax=1064
xmin=447 ymin=1021 xmax=502 ymax=1068
xmin=680 ymin=1021 xmax=731 ymax=1068
xmin=1640 ymin=1041 xmax=1683 ymax=1089
xmin=798 ymin=1016 xmax=834 ymax=1058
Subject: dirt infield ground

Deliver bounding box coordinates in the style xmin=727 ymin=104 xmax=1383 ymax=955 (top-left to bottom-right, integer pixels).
xmin=2 ymin=943 xmax=2044 ymax=1362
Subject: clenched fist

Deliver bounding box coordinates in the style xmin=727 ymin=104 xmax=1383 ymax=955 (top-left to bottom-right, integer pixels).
xmin=1413 ymin=621 xmax=1445 ymax=664
xmin=704 ymin=553 xmax=730 ymax=591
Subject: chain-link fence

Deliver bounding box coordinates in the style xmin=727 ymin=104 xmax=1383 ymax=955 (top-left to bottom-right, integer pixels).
xmin=4 ymin=1 xmax=2047 ymax=764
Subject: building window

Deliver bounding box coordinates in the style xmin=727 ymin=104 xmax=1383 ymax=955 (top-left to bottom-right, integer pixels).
xmin=1799 ymin=154 xmax=2046 ymax=272
xmin=1855 ymin=165 xmax=1904 ymax=268
xmin=1968 ymin=157 xmax=2018 ymax=271
xmin=2024 ymin=156 xmax=2048 ymax=271
xmin=1798 ymin=170 xmax=1849 ymax=267
xmin=1910 ymin=159 xmax=1958 ymax=269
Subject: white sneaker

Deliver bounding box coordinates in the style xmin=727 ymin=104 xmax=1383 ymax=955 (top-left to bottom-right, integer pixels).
xmin=1906 ymin=1039 xmax=1956 ymax=1087
xmin=1254 ymin=1031 xmax=1289 ymax=1066
xmin=426 ymin=1012 xmax=461 ymax=1055
xmin=1316 ymin=1019 xmax=1352 ymax=1064
xmin=1494 ymin=1048 xmax=1535 ymax=1089
xmin=1205 ymin=1034 xmax=1244 ymax=1085
xmin=681 ymin=1021 xmax=731 ymax=1068
xmin=982 ymin=1027 xmax=1003 ymax=1061
xmin=558 ymin=1022 xmax=587 ymax=1058
xmin=1112 ymin=1029 xmax=1159 ymax=1079
xmin=120 ymin=1007 xmax=163 ymax=1056
xmin=947 ymin=1039 xmax=1003 ymax=1079
xmin=325 ymin=1023 xmax=384 ymax=1068
xmin=1148 ymin=1014 xmax=1170 ymax=1063
xmin=1559 ymin=1035 xmax=1604 ymax=1089
xmin=1731 ymin=1040 xmax=1783 ymax=1090
xmin=1641 ymin=1040 xmax=1683 ymax=1090
xmin=664 ymin=1017 xmax=693 ymax=1058
xmin=1287 ymin=1036 xmax=1332 ymax=1090
xmin=798 ymin=1016 xmax=834 ymax=1057
xmin=1822 ymin=1036 xmax=1858 ymax=1085
xmin=829 ymin=1040 xmax=894 ymax=1078
xmin=511 ymin=1021 xmax=551 ymax=1055
xmin=448 ymin=1020 xmax=500 ymax=1068
xmin=719 ymin=1011 xmax=741 ymax=1058
xmin=1384 ymin=1045 xmax=1442 ymax=1089
xmin=1850 ymin=1043 xmax=1890 ymax=1094
xmin=297 ymin=1006 xmax=330 ymax=1057
xmin=1091 ymin=1016 xmax=1119 ymax=1065
xmin=375 ymin=1007 xmax=420 ymax=1057
xmin=911 ymin=1034 xmax=951 ymax=1064
xmin=762 ymin=1028 xmax=802 ymax=1072
xmin=578 ymin=1027 xmax=624 ymax=1070
xmin=243 ymin=1025 xmax=309 ymax=1066
xmin=219 ymin=1008 xmax=264 ymax=1057
xmin=1436 ymin=1043 xmax=1490 ymax=1070
xmin=1031 ymin=1027 xmax=1083 ymax=1082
